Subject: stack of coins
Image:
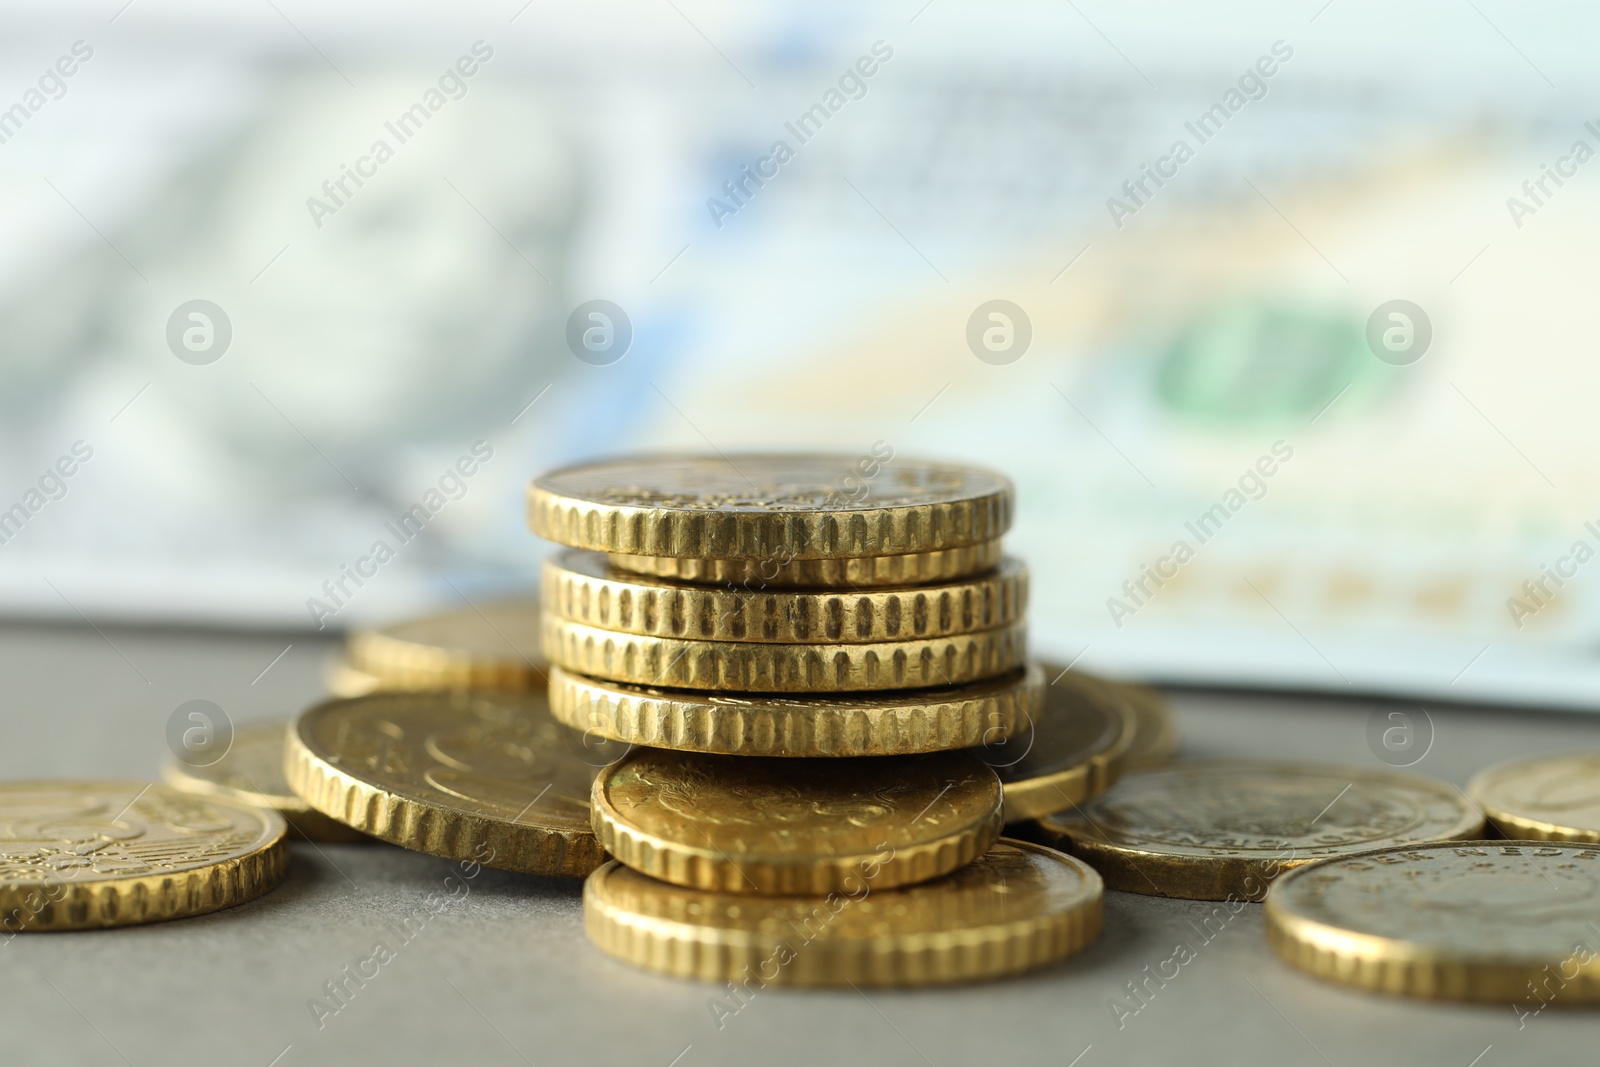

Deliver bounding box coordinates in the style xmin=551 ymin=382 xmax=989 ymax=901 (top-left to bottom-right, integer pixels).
xmin=530 ymin=454 xmax=1118 ymax=986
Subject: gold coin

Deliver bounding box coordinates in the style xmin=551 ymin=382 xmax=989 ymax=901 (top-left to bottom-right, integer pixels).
xmin=1120 ymin=683 xmax=1179 ymax=768
xmin=286 ymin=690 xmax=614 ymax=876
xmin=0 ymin=781 xmax=287 ymax=931
xmin=590 ymin=748 xmax=1003 ymax=893
xmin=1468 ymin=753 xmax=1600 ymax=842
xmin=545 ymin=549 xmax=1026 ymax=643
xmin=607 ymin=540 xmax=1004 ymax=589
xmin=530 ymin=453 xmax=1011 ymax=558
xmin=584 ymin=838 xmax=1103 ymax=988
xmin=543 ymin=617 xmax=1026 ymax=693
xmin=347 ymin=599 xmax=544 ymax=690
xmin=974 ymin=670 xmax=1132 ymax=822
xmin=548 ymin=664 xmax=1039 ymax=757
xmin=1036 ymin=760 xmax=1484 ymax=900
xmin=163 ymin=722 xmax=369 ymax=843
xmin=1266 ymin=840 xmax=1600 ymax=1003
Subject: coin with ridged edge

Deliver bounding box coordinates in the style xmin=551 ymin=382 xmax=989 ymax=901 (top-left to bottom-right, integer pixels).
xmin=974 ymin=669 xmax=1133 ymax=822
xmin=286 ymin=690 xmax=614 ymax=876
xmin=583 ymin=838 xmax=1102 ymax=987
xmin=1468 ymin=753 xmax=1600 ymax=842
xmin=163 ymin=721 xmax=369 ymax=843
xmin=1036 ymin=760 xmax=1484 ymax=900
xmin=0 ymin=781 xmax=287 ymax=931
xmin=347 ymin=599 xmax=544 ymax=690
xmin=1266 ymin=840 xmax=1600 ymax=1003
xmin=606 ymin=540 xmax=1004 ymax=589
xmin=530 ymin=453 xmax=1012 ymax=559
xmin=545 ymin=549 xmax=1026 ymax=643
xmin=544 ymin=617 xmax=1026 ymax=693
xmin=590 ymin=748 xmax=1002 ymax=894
xmin=549 ymin=664 xmax=1038 ymax=757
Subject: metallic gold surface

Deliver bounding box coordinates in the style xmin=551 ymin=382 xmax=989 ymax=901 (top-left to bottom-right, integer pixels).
xmin=1468 ymin=753 xmax=1600 ymax=842
xmin=1120 ymin=683 xmax=1179 ymax=768
xmin=606 ymin=540 xmax=1004 ymax=589
xmin=325 ymin=657 xmax=387 ymax=698
xmin=590 ymin=748 xmax=1002 ymax=893
xmin=530 ymin=454 xmax=1012 ymax=558
xmin=0 ymin=781 xmax=287 ymax=931
xmin=545 ymin=549 xmax=1026 ymax=643
xmin=346 ymin=600 xmax=544 ymax=690
xmin=163 ymin=722 xmax=369 ymax=843
xmin=1036 ymin=761 xmax=1484 ymax=900
xmin=975 ymin=670 xmax=1132 ymax=822
xmin=583 ymin=839 xmax=1102 ymax=987
xmin=1266 ymin=840 xmax=1600 ymax=1002
xmin=549 ymin=664 xmax=1038 ymax=757
xmin=544 ymin=617 xmax=1026 ymax=692
xmin=286 ymin=690 xmax=612 ymax=876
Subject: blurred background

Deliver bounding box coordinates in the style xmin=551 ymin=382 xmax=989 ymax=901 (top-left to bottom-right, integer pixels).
xmin=3 ymin=0 xmax=1598 ymax=709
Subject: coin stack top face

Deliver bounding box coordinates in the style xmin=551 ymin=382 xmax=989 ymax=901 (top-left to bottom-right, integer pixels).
xmin=0 ymin=782 xmax=287 ymax=931
xmin=286 ymin=690 xmax=612 ymax=876
xmin=1468 ymin=752 xmax=1600 ymax=842
xmin=529 ymin=454 xmax=1013 ymax=562
xmin=584 ymin=839 xmax=1103 ymax=987
xmin=591 ymin=748 xmax=1003 ymax=894
xmin=1037 ymin=760 xmax=1485 ymax=900
xmin=1266 ymin=840 xmax=1600 ymax=1002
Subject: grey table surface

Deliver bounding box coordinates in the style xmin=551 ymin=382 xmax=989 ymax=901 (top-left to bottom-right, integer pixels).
xmin=2 ymin=620 xmax=1597 ymax=1067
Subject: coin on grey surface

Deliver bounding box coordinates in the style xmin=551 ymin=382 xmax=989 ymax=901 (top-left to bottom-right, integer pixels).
xmin=163 ymin=721 xmax=368 ymax=842
xmin=346 ymin=599 xmax=543 ymax=690
xmin=0 ymin=781 xmax=287 ymax=930
xmin=1468 ymin=752 xmax=1600 ymax=843
xmin=1036 ymin=760 xmax=1485 ymax=900
xmin=1267 ymin=840 xmax=1600 ymax=1002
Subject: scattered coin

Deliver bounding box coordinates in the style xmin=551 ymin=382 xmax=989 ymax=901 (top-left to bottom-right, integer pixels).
xmin=1468 ymin=752 xmax=1600 ymax=843
xmin=545 ymin=549 xmax=1027 ymax=643
xmin=325 ymin=657 xmax=386 ymax=698
xmin=584 ymin=838 xmax=1102 ymax=987
xmin=590 ymin=748 xmax=1003 ymax=893
xmin=549 ymin=664 xmax=1038 ymax=757
xmin=1266 ymin=840 xmax=1600 ymax=1002
xmin=544 ymin=617 xmax=1026 ymax=692
xmin=606 ymin=540 xmax=1005 ymax=589
xmin=1036 ymin=760 xmax=1484 ymax=900
xmin=286 ymin=690 xmax=611 ymax=876
xmin=1119 ymin=683 xmax=1179 ymax=768
xmin=0 ymin=781 xmax=287 ymax=931
xmin=530 ymin=454 xmax=1012 ymax=559
xmin=975 ymin=669 xmax=1132 ymax=822
xmin=346 ymin=599 xmax=544 ymax=690
xmin=162 ymin=721 xmax=369 ymax=843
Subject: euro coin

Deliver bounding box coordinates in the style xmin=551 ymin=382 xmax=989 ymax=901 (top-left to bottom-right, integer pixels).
xmin=543 ymin=617 xmax=1026 ymax=693
xmin=0 ymin=781 xmax=286 ymax=931
xmin=974 ymin=669 xmax=1132 ymax=822
xmin=346 ymin=599 xmax=543 ymax=690
xmin=590 ymin=748 xmax=1002 ymax=894
xmin=544 ymin=549 xmax=1026 ymax=643
xmin=530 ymin=453 xmax=1011 ymax=558
xmin=1468 ymin=753 xmax=1600 ymax=842
xmin=286 ymin=690 xmax=613 ymax=876
xmin=1036 ymin=760 xmax=1484 ymax=900
xmin=162 ymin=721 xmax=368 ymax=843
xmin=606 ymin=540 xmax=1004 ymax=589
xmin=584 ymin=839 xmax=1102 ymax=987
xmin=1266 ymin=840 xmax=1600 ymax=1003
xmin=549 ymin=664 xmax=1039 ymax=757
